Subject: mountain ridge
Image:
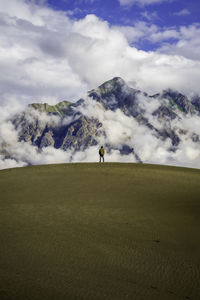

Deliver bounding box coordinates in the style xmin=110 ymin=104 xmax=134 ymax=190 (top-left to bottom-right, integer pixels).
xmin=1 ymin=77 xmax=200 ymax=168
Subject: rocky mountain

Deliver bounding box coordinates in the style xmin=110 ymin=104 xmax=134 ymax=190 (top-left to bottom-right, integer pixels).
xmin=1 ymin=77 xmax=200 ymax=167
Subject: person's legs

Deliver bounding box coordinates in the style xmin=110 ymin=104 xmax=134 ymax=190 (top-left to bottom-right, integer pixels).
xmin=99 ymin=155 xmax=105 ymax=162
xmin=99 ymin=155 xmax=104 ymax=162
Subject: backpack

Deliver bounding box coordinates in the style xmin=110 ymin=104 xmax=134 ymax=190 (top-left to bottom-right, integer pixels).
xmin=99 ymin=148 xmax=104 ymax=156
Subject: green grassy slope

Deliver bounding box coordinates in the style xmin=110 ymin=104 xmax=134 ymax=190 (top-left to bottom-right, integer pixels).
xmin=0 ymin=163 xmax=200 ymax=300
xmin=29 ymin=101 xmax=72 ymax=115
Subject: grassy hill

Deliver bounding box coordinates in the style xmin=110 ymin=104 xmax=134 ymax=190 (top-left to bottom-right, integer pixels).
xmin=0 ymin=163 xmax=200 ymax=300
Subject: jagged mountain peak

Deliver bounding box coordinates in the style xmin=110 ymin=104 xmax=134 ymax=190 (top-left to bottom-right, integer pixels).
xmin=89 ymin=77 xmax=135 ymax=98
xmin=98 ymin=77 xmax=126 ymax=90
xmin=88 ymin=77 xmax=141 ymax=114
xmin=97 ymin=76 xmax=139 ymax=96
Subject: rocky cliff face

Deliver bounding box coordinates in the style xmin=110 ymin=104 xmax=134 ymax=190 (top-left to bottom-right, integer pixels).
xmin=13 ymin=102 xmax=103 ymax=152
xmin=2 ymin=77 xmax=200 ymax=166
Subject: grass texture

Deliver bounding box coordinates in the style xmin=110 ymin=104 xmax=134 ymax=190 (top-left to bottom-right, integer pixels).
xmin=0 ymin=163 xmax=200 ymax=300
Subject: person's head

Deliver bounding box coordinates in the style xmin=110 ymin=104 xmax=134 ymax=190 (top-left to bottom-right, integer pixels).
xmin=101 ymin=146 xmax=103 ymax=148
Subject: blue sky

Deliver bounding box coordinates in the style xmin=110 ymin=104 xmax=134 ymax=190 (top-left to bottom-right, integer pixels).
xmin=46 ymin=0 xmax=200 ymax=51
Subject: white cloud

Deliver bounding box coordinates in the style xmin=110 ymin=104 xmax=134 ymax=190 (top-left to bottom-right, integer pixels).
xmin=114 ymin=21 xmax=200 ymax=62
xmin=150 ymin=29 xmax=179 ymax=42
xmin=0 ymin=0 xmax=199 ymax=108
xmin=76 ymin=0 xmax=96 ymax=3
xmin=141 ymin=10 xmax=159 ymax=21
xmin=174 ymin=9 xmax=190 ymax=16
xmin=158 ymin=24 xmax=200 ymax=60
xmin=0 ymin=156 xmax=27 ymax=169
xmin=119 ymin=0 xmax=170 ymax=7
xmin=113 ymin=21 xmax=158 ymax=43
xmin=0 ymin=0 xmax=87 ymax=105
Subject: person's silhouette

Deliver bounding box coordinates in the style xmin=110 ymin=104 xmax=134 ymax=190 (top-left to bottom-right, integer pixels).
xmin=99 ymin=146 xmax=105 ymax=162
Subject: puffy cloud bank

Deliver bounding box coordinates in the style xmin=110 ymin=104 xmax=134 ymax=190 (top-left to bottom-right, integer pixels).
xmin=78 ymin=95 xmax=200 ymax=169
xmin=0 ymin=0 xmax=200 ymax=106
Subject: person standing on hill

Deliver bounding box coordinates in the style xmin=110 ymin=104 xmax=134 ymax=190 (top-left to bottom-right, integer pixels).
xmin=99 ymin=146 xmax=105 ymax=163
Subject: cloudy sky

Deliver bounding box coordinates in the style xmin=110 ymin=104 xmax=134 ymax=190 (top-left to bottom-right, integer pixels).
xmin=0 ymin=0 xmax=200 ymax=107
